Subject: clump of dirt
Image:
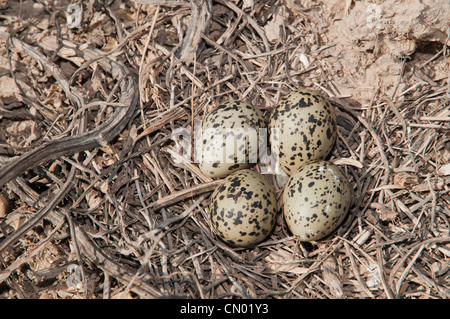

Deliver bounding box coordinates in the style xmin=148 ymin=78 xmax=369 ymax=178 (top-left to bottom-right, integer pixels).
xmin=322 ymin=0 xmax=450 ymax=102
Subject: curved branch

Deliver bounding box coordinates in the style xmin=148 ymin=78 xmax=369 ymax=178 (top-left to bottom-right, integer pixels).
xmin=0 ymin=36 xmax=138 ymax=188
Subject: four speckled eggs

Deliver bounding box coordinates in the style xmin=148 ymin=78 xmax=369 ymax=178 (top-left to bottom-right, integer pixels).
xmin=205 ymin=89 xmax=352 ymax=246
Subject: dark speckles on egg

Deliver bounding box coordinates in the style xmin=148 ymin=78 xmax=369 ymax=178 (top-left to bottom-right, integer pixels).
xmin=197 ymin=100 xmax=267 ymax=178
xmin=282 ymin=161 xmax=351 ymax=242
xmin=268 ymin=88 xmax=337 ymax=175
xmin=209 ymin=169 xmax=277 ymax=248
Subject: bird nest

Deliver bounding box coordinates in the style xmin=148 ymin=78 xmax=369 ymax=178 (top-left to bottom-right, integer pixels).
xmin=0 ymin=0 xmax=449 ymax=299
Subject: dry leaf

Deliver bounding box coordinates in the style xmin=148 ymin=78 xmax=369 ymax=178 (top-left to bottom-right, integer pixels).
xmin=379 ymin=210 xmax=398 ymax=221
xmin=298 ymin=52 xmax=310 ymax=69
xmin=370 ymin=202 xmax=398 ymax=221
xmin=103 ymin=37 xmax=118 ymax=52
xmin=438 ymin=163 xmax=450 ymax=176
xmin=332 ymin=158 xmax=364 ymax=168
xmin=38 ymin=36 xmax=84 ymax=65
xmin=364 ymin=264 xmax=381 ymax=289
xmin=393 ymin=172 xmax=419 ymax=188
xmin=0 ymin=76 xmax=20 ymax=98
xmin=263 ymin=6 xmax=288 ymax=43
xmin=320 ymin=257 xmax=343 ymax=298
xmin=264 ymin=249 xmax=309 ymax=275
xmin=86 ymin=191 xmax=102 ymax=209
xmin=242 ymin=0 xmax=253 ymax=10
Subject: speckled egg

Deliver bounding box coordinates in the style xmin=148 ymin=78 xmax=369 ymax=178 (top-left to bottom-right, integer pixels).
xmin=209 ymin=169 xmax=277 ymax=247
xmin=196 ymin=100 xmax=267 ymax=178
xmin=269 ymin=88 xmax=337 ymax=175
xmin=283 ymin=161 xmax=351 ymax=241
